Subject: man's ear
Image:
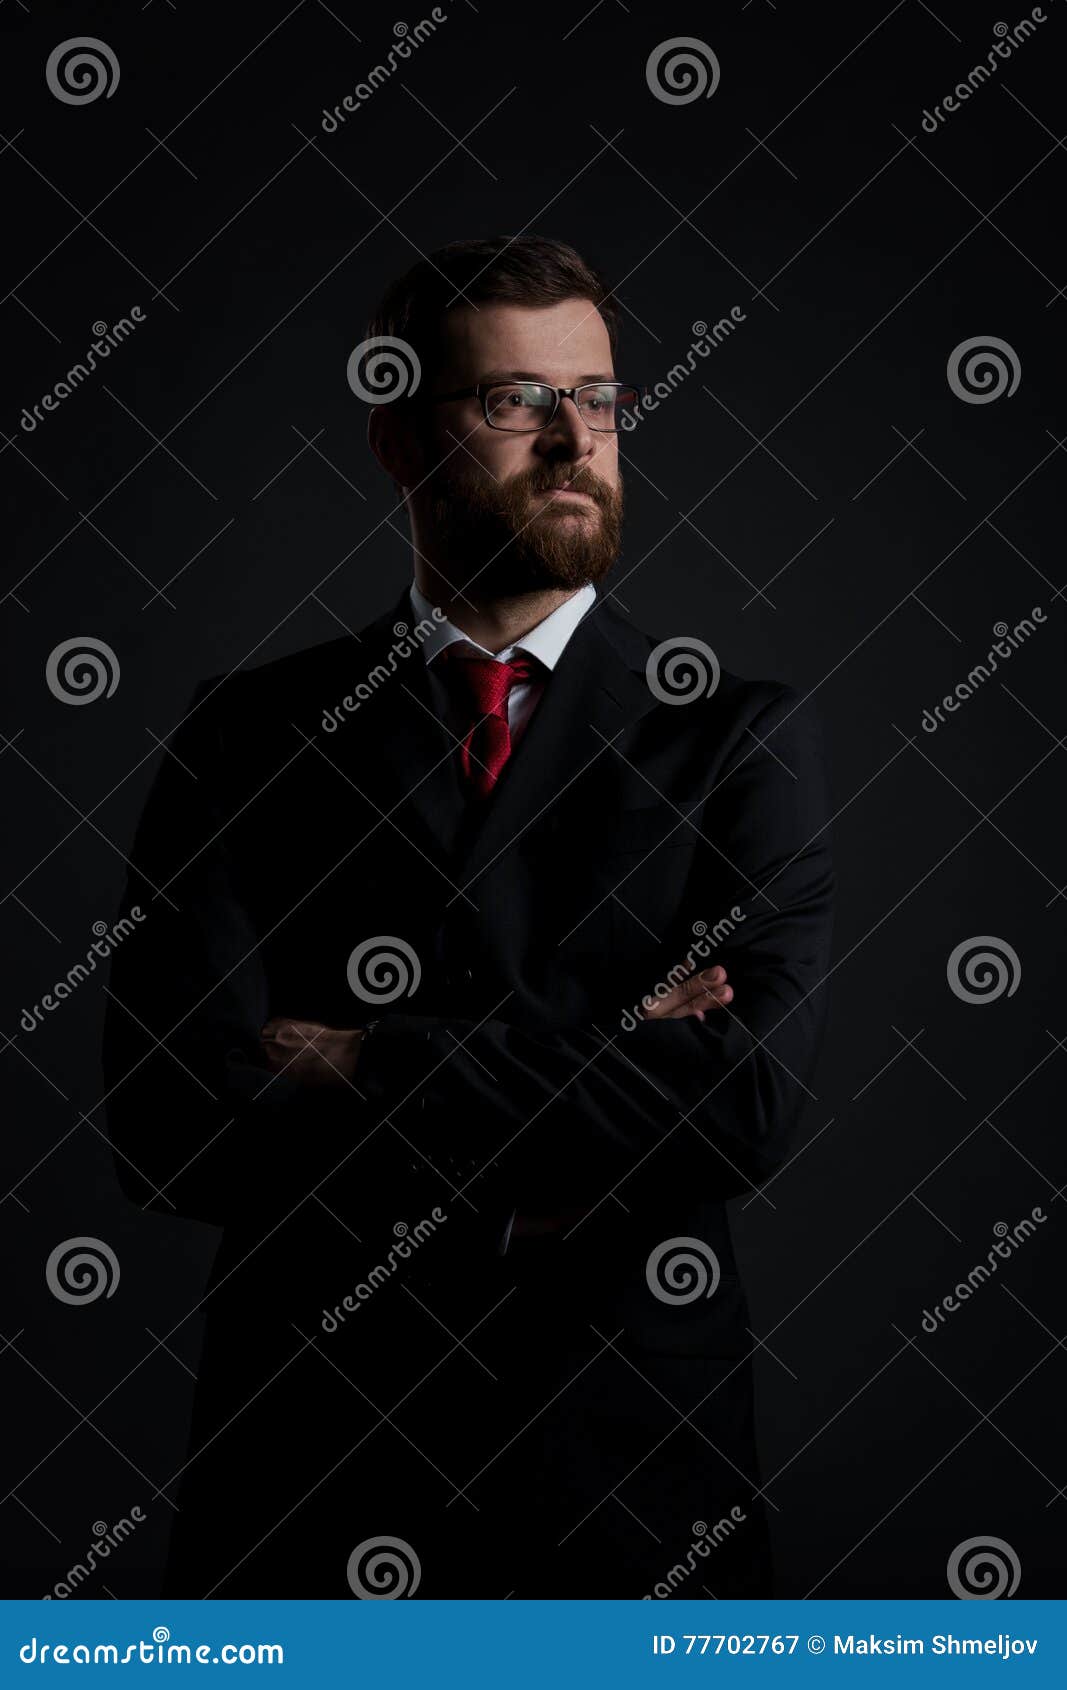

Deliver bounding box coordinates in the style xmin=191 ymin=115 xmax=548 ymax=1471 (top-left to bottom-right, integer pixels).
xmin=367 ymin=404 xmax=425 ymax=494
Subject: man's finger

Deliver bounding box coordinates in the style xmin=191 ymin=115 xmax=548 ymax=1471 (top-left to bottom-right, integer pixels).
xmin=640 ymin=965 xmax=729 ymax=1020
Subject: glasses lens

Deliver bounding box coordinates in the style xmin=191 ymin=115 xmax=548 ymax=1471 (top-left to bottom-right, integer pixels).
xmin=485 ymin=383 xmax=556 ymax=431
xmin=578 ymin=384 xmax=642 ymax=431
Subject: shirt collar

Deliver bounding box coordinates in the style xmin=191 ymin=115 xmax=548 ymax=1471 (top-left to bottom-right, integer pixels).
xmin=409 ymin=577 xmax=596 ymax=670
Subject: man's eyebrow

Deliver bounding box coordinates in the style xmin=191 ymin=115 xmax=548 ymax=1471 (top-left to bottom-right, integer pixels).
xmin=477 ymin=369 xmax=618 ymax=384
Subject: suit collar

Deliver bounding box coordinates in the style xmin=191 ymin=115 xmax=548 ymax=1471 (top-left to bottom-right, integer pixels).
xmin=327 ymin=581 xmax=659 ymax=889
xmin=407 ymin=578 xmax=598 ymax=671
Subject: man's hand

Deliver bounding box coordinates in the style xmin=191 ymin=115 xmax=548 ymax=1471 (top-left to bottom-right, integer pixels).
xmin=637 ymin=962 xmax=734 ymax=1024
xmin=260 ymin=1017 xmax=362 ymax=1087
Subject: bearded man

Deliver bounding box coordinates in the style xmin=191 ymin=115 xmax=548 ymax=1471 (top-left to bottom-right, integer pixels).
xmin=103 ymin=235 xmax=834 ymax=1598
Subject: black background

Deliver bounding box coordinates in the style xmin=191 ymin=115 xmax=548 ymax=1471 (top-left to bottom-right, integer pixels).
xmin=2 ymin=0 xmax=1064 ymax=1597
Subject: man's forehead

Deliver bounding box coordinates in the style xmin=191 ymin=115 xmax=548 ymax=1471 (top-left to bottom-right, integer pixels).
xmin=440 ymin=298 xmax=613 ymax=378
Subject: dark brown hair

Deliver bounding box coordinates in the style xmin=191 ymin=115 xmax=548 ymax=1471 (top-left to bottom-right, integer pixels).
xmin=364 ymin=235 xmax=621 ymax=400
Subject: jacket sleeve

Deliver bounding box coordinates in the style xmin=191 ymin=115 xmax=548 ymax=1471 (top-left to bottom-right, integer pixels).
xmin=353 ymin=686 xmax=835 ymax=1211
xmin=101 ymin=677 xmax=384 ymax=1229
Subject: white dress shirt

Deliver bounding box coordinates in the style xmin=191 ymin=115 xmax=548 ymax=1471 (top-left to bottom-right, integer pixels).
xmin=408 ymin=576 xmax=596 ymax=1254
xmin=409 ymin=577 xmax=596 ymax=748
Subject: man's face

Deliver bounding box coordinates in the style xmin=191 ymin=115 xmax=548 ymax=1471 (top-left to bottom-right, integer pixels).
xmin=417 ymin=297 xmax=625 ymax=597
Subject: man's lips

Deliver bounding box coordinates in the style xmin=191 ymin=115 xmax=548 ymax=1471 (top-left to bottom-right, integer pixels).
xmin=533 ymin=486 xmax=597 ymax=504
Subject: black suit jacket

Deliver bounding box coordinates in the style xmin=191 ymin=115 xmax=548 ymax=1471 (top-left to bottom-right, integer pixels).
xmin=102 ymin=585 xmax=834 ymax=1598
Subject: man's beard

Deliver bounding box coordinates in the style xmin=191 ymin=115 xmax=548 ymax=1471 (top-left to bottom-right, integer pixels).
xmin=425 ymin=453 xmax=624 ymax=598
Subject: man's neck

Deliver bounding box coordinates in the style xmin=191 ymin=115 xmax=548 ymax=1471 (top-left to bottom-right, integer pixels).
xmin=414 ymin=572 xmax=585 ymax=655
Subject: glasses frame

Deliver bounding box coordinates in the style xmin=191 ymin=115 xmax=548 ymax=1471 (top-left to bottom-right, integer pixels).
xmin=427 ymin=380 xmax=645 ymax=433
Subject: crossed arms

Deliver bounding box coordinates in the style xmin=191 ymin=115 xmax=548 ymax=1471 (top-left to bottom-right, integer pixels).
xmin=102 ymin=679 xmax=834 ymax=1228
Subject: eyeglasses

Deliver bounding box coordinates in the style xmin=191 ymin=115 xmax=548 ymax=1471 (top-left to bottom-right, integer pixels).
xmin=427 ymin=380 xmax=644 ymax=433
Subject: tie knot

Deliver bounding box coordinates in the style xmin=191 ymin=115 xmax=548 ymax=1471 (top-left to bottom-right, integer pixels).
xmin=433 ymin=646 xmax=543 ymax=717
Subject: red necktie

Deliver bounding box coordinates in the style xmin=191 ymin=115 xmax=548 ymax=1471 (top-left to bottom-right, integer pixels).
xmin=433 ymin=646 xmax=543 ymax=799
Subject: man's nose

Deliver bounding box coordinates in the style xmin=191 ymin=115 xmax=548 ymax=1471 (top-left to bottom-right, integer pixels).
xmin=535 ymin=394 xmax=594 ymax=458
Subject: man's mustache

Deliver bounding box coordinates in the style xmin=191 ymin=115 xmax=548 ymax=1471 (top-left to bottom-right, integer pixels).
xmin=522 ymin=468 xmax=614 ymax=503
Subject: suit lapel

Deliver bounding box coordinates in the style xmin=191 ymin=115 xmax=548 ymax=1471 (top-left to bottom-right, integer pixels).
xmin=322 ymin=585 xmax=661 ymax=892
xmin=321 ymin=589 xmax=470 ymax=872
xmin=452 ymin=597 xmax=660 ymax=891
